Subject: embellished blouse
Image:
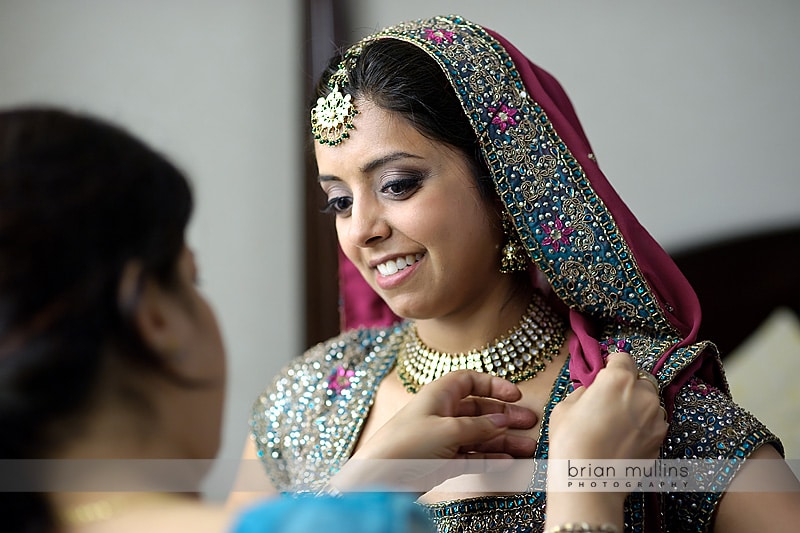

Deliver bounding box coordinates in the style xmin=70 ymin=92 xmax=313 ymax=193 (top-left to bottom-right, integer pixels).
xmin=250 ymin=323 xmax=781 ymax=533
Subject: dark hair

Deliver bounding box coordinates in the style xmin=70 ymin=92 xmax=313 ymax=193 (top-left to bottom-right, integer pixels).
xmin=0 ymin=107 xmax=193 ymax=531
xmin=314 ymin=39 xmax=495 ymax=199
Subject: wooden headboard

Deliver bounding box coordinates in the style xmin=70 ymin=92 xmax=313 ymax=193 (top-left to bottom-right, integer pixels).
xmin=670 ymin=224 xmax=800 ymax=358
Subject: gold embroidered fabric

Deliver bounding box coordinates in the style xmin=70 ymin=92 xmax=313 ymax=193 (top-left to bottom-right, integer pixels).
xmin=250 ymin=325 xmax=780 ymax=533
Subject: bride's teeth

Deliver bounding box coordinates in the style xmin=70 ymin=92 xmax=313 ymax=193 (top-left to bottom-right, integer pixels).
xmin=377 ymin=253 xmax=424 ymax=276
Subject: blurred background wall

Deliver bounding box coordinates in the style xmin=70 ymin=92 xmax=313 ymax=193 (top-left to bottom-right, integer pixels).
xmin=1 ymin=0 xmax=797 ymax=498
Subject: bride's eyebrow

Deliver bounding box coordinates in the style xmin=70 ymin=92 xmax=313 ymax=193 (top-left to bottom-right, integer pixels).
xmin=317 ymin=151 xmax=423 ymax=183
xmin=360 ymin=152 xmax=422 ymax=174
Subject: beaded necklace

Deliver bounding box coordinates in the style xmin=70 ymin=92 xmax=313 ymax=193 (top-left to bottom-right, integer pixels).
xmin=396 ymin=292 xmax=566 ymax=393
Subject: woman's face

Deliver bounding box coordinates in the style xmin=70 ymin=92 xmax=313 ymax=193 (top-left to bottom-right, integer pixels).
xmin=167 ymin=247 xmax=227 ymax=458
xmin=315 ymin=101 xmax=507 ymax=320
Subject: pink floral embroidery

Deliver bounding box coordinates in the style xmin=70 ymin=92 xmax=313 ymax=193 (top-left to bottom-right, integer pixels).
xmin=541 ymin=218 xmax=575 ymax=252
xmin=599 ymin=337 xmax=631 ymax=358
xmin=423 ymin=28 xmax=455 ymax=44
xmin=327 ymin=366 xmax=355 ymax=394
xmin=488 ymin=103 xmax=519 ymax=133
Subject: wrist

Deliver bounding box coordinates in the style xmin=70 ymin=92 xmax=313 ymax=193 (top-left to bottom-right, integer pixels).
xmin=543 ymin=523 xmax=620 ymax=533
xmin=544 ymin=492 xmax=624 ymax=532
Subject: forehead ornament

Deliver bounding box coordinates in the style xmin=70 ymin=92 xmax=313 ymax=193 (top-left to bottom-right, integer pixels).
xmin=311 ymin=55 xmax=360 ymax=146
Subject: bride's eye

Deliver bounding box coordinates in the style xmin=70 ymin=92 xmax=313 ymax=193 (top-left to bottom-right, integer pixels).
xmin=321 ymin=195 xmax=353 ymax=216
xmin=380 ymin=172 xmax=425 ymax=199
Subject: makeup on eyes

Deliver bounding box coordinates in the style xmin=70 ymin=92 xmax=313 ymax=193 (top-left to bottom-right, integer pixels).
xmin=319 ymin=167 xmax=431 ymax=216
xmin=378 ymin=169 xmax=428 ymax=199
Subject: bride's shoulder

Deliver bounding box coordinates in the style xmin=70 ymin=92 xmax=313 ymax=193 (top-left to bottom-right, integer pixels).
xmin=262 ymin=322 xmax=408 ymax=397
xmin=302 ymin=323 xmax=406 ymax=369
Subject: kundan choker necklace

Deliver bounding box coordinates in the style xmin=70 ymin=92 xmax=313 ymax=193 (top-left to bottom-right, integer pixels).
xmin=396 ymin=292 xmax=566 ymax=393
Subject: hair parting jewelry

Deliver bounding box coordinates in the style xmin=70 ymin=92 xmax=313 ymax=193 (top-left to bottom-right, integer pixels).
xmin=310 ymin=81 xmax=357 ymax=146
xmin=311 ymin=46 xmax=363 ymax=146
xmin=500 ymin=210 xmax=529 ymax=273
xmin=396 ymin=292 xmax=565 ymax=393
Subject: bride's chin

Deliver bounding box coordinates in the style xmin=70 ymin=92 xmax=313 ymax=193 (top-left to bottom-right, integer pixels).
xmin=375 ymin=296 xmax=409 ymax=319
xmin=387 ymin=302 xmax=430 ymax=322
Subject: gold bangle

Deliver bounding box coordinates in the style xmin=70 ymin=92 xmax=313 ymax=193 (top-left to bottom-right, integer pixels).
xmin=544 ymin=523 xmax=621 ymax=533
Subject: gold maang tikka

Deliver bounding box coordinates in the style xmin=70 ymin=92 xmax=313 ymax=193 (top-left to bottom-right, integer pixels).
xmin=311 ymin=46 xmax=362 ymax=146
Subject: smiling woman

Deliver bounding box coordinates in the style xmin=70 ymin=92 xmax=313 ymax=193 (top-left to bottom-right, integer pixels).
xmin=244 ymin=14 xmax=800 ymax=533
xmin=317 ymin=101 xmax=506 ymax=321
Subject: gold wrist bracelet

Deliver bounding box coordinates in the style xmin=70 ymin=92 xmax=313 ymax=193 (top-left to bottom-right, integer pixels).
xmin=544 ymin=522 xmax=620 ymax=533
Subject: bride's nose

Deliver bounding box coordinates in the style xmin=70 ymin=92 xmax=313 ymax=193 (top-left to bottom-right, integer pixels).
xmin=345 ymin=197 xmax=390 ymax=248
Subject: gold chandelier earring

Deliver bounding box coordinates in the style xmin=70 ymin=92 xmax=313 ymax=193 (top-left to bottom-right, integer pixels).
xmin=500 ymin=210 xmax=529 ymax=274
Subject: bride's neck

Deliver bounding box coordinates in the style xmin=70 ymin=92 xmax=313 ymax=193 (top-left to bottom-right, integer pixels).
xmin=413 ymin=282 xmax=535 ymax=353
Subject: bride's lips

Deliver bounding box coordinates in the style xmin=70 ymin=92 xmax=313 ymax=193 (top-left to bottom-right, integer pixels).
xmin=373 ymin=253 xmax=425 ymax=289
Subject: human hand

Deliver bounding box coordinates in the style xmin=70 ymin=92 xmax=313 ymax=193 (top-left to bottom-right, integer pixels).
xmin=358 ymin=369 xmax=537 ymax=460
xmin=543 ymin=352 xmax=669 ymax=530
xmin=548 ymin=351 xmax=668 ymax=462
xmin=332 ymin=370 xmax=537 ymax=492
